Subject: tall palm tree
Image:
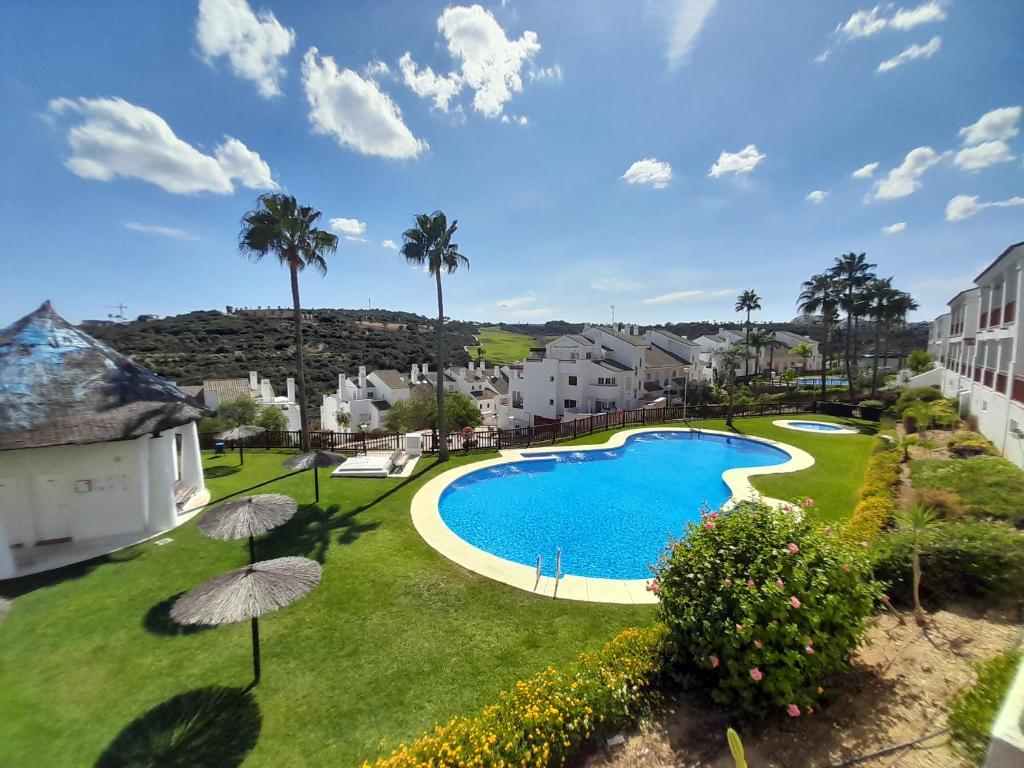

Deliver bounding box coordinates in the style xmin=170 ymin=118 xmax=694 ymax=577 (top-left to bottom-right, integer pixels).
xmin=746 ymin=329 xmax=773 ymax=380
xmin=763 ymin=332 xmax=785 ymax=379
xmin=889 ymin=291 xmax=919 ymax=369
xmin=864 ymin=277 xmax=895 ymax=397
xmin=789 ymin=342 xmax=813 ymax=372
xmin=400 ymin=211 xmax=469 ymax=462
xmin=734 ymin=289 xmax=762 ymax=377
xmin=828 ymin=253 xmax=876 ymax=402
xmin=797 ymin=273 xmax=840 ymax=398
xmin=239 ymin=194 xmax=338 ymax=452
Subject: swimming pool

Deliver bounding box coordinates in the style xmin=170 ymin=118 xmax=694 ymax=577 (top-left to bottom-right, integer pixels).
xmin=773 ymin=419 xmax=859 ymax=435
xmin=798 ymin=377 xmax=848 ymax=387
xmin=437 ymin=431 xmax=789 ymax=580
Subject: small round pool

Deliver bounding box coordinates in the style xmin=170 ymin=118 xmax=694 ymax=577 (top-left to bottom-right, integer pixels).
xmin=437 ymin=432 xmax=789 ymax=580
xmin=773 ymin=419 xmax=859 ymax=435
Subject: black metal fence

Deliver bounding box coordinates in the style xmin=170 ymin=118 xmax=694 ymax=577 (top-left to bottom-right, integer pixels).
xmin=200 ymin=399 xmax=879 ymax=456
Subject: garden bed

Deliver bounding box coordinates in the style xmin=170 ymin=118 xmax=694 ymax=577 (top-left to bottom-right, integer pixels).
xmin=585 ymin=606 xmax=1021 ymax=768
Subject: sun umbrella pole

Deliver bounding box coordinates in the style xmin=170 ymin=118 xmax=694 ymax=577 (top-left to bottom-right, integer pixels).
xmin=248 ymin=534 xmax=256 ymax=565
xmin=239 ymin=440 xmax=245 ymax=466
xmin=251 ymin=616 xmax=261 ymax=684
xmin=313 ymin=467 xmax=319 ymax=503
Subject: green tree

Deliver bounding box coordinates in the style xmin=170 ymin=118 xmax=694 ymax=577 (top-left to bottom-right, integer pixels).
xmin=893 ymin=505 xmax=942 ymax=624
xmin=384 ymin=399 xmax=414 ymax=433
xmin=789 ymin=342 xmax=813 ymax=372
xmin=715 ymin=343 xmax=749 ymax=427
xmin=256 ymin=405 xmax=287 ymax=432
xmin=239 ymin=194 xmax=339 ymax=451
xmin=400 ymin=211 xmax=469 ymax=461
xmin=907 ymin=349 xmax=933 ymax=374
xmin=218 ymin=397 xmax=259 ymax=426
xmin=734 ymin=289 xmax=762 ymax=376
xmin=798 ymin=273 xmax=841 ymax=397
xmin=746 ymin=329 xmax=774 ymax=380
xmin=828 ymin=253 xmax=877 ymax=402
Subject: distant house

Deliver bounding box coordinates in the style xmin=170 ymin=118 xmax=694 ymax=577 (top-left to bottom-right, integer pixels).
xmin=0 ymin=302 xmax=209 ymax=578
xmin=183 ymin=371 xmax=301 ymax=430
xmin=693 ymin=327 xmax=821 ymax=378
xmin=320 ymin=363 xmax=457 ymax=432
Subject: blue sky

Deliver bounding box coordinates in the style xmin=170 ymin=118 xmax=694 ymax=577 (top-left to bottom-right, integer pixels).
xmin=1 ymin=0 xmax=1022 ymax=327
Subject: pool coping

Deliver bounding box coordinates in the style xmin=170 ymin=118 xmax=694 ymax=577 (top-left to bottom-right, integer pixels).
xmin=772 ymin=419 xmax=860 ymax=436
xmin=410 ymin=427 xmax=814 ymax=605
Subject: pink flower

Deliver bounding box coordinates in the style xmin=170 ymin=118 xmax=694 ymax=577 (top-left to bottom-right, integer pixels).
xmin=710 ymin=654 xmax=719 ymax=668
xmin=790 ymin=596 xmax=802 ymax=609
xmin=803 ymin=497 xmax=815 ymax=508
xmin=646 ymin=581 xmax=660 ymax=594
xmin=754 ymin=640 xmax=763 ymax=649
xmin=736 ymin=623 xmax=745 ymax=632
xmin=746 ymin=579 xmax=756 ymax=588
xmin=749 ymin=667 xmax=763 ymax=682
xmin=787 ymin=704 xmax=801 ymax=718
xmin=775 ymin=578 xmax=785 ymax=589
xmin=787 ymin=543 xmax=800 ymax=554
xmin=723 ymin=578 xmax=733 ymax=587
xmin=805 ymin=645 xmax=815 ymax=655
xmin=842 ymin=563 xmax=851 ymax=573
xmin=705 ymin=520 xmax=716 ymax=530
xmin=709 ymin=511 xmax=720 ymax=519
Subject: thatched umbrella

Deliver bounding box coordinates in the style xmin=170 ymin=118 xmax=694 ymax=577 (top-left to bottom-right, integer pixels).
xmin=215 ymin=425 xmax=266 ymax=465
xmin=282 ymin=450 xmax=347 ymax=502
xmin=198 ymin=494 xmax=298 ymax=563
xmin=171 ymin=556 xmax=321 ymax=684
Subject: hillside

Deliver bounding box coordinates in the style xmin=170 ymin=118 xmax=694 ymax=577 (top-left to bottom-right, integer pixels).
xmin=85 ymin=309 xmax=477 ymax=400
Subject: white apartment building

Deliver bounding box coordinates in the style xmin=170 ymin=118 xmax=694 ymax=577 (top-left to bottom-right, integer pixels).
xmin=693 ymin=328 xmax=821 ymax=378
xmin=178 ymin=370 xmax=301 ymax=431
xmin=926 ymin=241 xmax=1024 ymax=467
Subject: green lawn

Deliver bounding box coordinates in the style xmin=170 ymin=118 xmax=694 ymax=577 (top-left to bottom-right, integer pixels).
xmin=469 ymin=325 xmax=541 ymax=364
xmin=0 ymin=415 xmax=873 ymax=766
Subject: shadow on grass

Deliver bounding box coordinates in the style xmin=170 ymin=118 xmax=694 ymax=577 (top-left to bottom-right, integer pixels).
xmin=0 ymin=550 xmax=141 ymax=600
xmin=203 ymin=465 xmax=241 ymax=479
xmin=259 ymin=503 xmax=380 ymax=563
xmin=94 ymin=686 xmax=260 ymax=768
xmin=206 ymin=469 xmax=306 ymax=506
xmin=143 ymin=592 xmax=214 ymax=637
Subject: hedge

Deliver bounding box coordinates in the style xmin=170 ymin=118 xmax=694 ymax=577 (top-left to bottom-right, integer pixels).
xmin=845 ymin=443 xmax=901 ymax=541
xmin=365 ymin=624 xmax=670 ymax=768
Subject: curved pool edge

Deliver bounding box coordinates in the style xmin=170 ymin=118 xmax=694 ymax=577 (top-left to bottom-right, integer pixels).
xmin=771 ymin=419 xmax=860 ymax=435
xmin=410 ymin=427 xmax=815 ymax=605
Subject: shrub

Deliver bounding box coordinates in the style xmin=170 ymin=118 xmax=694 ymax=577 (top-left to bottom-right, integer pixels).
xmin=948 ymin=650 xmax=1023 ymax=766
xmin=906 ymin=349 xmax=933 ymax=375
xmin=256 ymin=404 xmax=287 ymax=432
xmin=910 ymin=457 xmax=1024 ymax=528
xmin=847 ymin=496 xmax=896 ymax=541
xmin=894 ymin=387 xmax=943 ymax=415
xmin=655 ymin=500 xmax=879 ymax=717
xmin=914 ymin=488 xmax=964 ymax=519
xmin=926 ymin=399 xmax=958 ymax=429
xmin=871 ymin=520 xmax=1024 ymax=607
xmin=947 ymin=432 xmax=996 ymax=458
xmin=857 ymin=400 xmax=884 ymax=409
xmin=857 ymin=448 xmax=901 ymax=500
xmin=366 ymin=624 xmax=669 ymax=768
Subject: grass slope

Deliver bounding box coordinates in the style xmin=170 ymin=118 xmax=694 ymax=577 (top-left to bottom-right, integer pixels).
xmin=0 ymin=416 xmax=871 ymax=766
xmin=469 ymin=326 xmax=539 ymax=364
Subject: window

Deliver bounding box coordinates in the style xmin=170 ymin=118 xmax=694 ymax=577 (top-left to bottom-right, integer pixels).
xmin=549 ymin=376 xmax=555 ymax=382
xmin=549 ymin=399 xmax=554 ymax=405
xmin=564 ymin=399 xmax=577 ymax=408
xmin=568 ymin=375 xmax=577 ymax=385
xmin=512 ymin=392 xmax=524 ymax=409
xmin=597 ymin=376 xmax=617 ymax=385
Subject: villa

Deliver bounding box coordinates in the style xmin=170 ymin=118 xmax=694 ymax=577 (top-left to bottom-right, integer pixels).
xmin=923 ymin=240 xmax=1024 ymax=467
xmin=0 ymin=302 xmax=209 ymax=578
xmin=693 ymin=327 xmax=822 ymax=378
xmin=178 ymin=370 xmax=302 ymax=430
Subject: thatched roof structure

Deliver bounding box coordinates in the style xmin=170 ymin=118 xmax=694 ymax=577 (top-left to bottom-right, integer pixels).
xmin=170 ymin=557 xmax=321 ymax=626
xmin=198 ymin=495 xmax=298 ymax=541
xmin=281 ymin=450 xmax=347 ymax=471
xmin=0 ymin=302 xmax=207 ymax=451
xmin=216 ymin=425 xmax=266 ymax=442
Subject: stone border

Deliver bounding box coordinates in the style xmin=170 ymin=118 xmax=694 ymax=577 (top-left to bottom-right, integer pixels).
xmin=410 ymin=427 xmax=814 ymax=605
xmin=771 ymin=419 xmax=860 ymax=436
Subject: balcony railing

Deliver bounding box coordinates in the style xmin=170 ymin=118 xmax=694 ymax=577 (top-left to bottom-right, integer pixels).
xmin=996 ymin=371 xmax=1008 ymax=394
xmin=1013 ymin=376 xmax=1024 ymax=404
xmin=1005 ymin=301 xmax=1016 ymax=324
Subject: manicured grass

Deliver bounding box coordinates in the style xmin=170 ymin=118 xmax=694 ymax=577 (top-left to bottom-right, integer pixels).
xmin=948 ymin=649 xmax=1023 ymax=765
xmin=0 ymin=414 xmax=873 ymax=766
xmin=910 ymin=456 xmax=1024 ymax=527
xmin=468 ymin=326 xmax=540 ymax=364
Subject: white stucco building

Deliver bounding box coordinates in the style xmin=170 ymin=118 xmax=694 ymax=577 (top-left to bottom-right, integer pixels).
xmin=0 ymin=302 xmax=209 ymax=578
xmin=693 ymin=327 xmax=822 ymax=379
xmin=179 ymin=370 xmax=301 ymax=431
xmin=923 ymin=241 xmax=1024 ymax=467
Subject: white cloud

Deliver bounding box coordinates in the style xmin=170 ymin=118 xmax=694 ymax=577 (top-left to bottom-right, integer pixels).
xmin=814 ymin=50 xmax=831 ymax=64
xmin=835 ymin=2 xmax=947 ymax=40
xmin=868 ymin=146 xmax=942 ymax=201
xmin=364 ymin=60 xmax=390 ymax=78
xmin=195 ymin=0 xmax=295 ymax=98
xmin=945 ymin=194 xmax=1024 ymax=222
xmin=890 ymin=2 xmax=948 ymax=31
xmin=502 ymin=114 xmax=529 ymax=126
xmin=123 ymin=222 xmax=201 ymax=241
xmin=882 ymin=221 xmax=907 ymax=234
xmin=647 ymin=0 xmax=719 ymax=69
xmin=529 ymin=65 xmax=563 ymax=82
xmin=498 ymin=292 xmax=538 ymax=309
xmin=622 ymin=158 xmax=673 ymax=188
xmin=301 ymin=47 xmax=426 ymax=159
xmin=329 ymin=217 xmax=367 ymax=241
xmin=48 ymin=96 xmax=275 ymax=194
xmin=381 ymin=239 xmax=398 ymax=249
xmin=590 ymin=277 xmax=645 ymax=292
xmin=836 ymin=6 xmax=888 ymax=39
xmin=642 ymin=288 xmax=733 ymax=305
xmin=398 ymin=52 xmax=463 ymax=112
xmin=708 ymin=144 xmax=765 ymax=178
xmin=959 ymin=106 xmax=1022 ymax=146
xmin=852 ymin=161 xmax=880 ymax=179
xmin=806 ymin=190 xmax=828 ymax=204
xmin=953 ymin=141 xmax=1015 ymax=172
xmin=876 ymin=36 xmax=941 ymax=73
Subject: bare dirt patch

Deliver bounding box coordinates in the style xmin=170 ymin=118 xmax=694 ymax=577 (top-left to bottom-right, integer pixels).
xmin=584 ymin=606 xmax=1021 ymax=768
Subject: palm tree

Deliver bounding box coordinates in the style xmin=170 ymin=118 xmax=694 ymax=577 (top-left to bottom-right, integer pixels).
xmin=888 ymin=291 xmax=919 ymax=369
xmin=789 ymin=342 xmax=813 ymax=373
xmin=864 ymin=277 xmax=895 ymax=397
xmin=894 ymin=505 xmax=941 ymax=625
xmin=797 ymin=273 xmax=840 ymax=398
xmin=746 ymin=329 xmax=773 ymax=380
xmin=764 ymin=332 xmax=785 ymax=379
xmin=400 ymin=211 xmax=469 ymax=462
xmin=239 ymin=194 xmax=338 ymax=452
xmin=734 ymin=290 xmax=762 ymax=377
xmin=828 ymin=253 xmax=876 ymax=402
xmin=716 ymin=343 xmax=749 ymax=427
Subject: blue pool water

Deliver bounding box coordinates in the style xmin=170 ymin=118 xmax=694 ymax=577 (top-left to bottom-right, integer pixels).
xmin=798 ymin=376 xmax=848 ymax=387
xmin=438 ymin=432 xmax=789 ymax=579
xmin=785 ymin=421 xmax=846 ymax=432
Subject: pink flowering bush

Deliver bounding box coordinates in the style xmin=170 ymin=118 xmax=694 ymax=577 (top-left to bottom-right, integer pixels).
xmin=654 ymin=499 xmax=879 ymax=716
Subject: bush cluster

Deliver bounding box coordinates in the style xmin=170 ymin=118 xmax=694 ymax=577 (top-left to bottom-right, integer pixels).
xmin=654 ymin=500 xmax=879 ymax=717
xmin=947 ymin=431 xmax=996 ymax=458
xmin=846 ymin=443 xmax=901 ymax=541
xmin=910 ymin=456 xmax=1024 ymax=528
xmin=365 ymin=625 xmax=669 ymax=768
xmin=871 ymin=520 xmax=1024 ymax=607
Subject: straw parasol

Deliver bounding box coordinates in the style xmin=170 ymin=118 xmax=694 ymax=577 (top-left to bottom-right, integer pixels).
xmin=198 ymin=494 xmax=298 ymax=563
xmin=282 ymin=450 xmax=347 ymax=502
xmin=171 ymin=556 xmax=321 ymax=684
xmin=215 ymin=425 xmax=266 ymax=465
